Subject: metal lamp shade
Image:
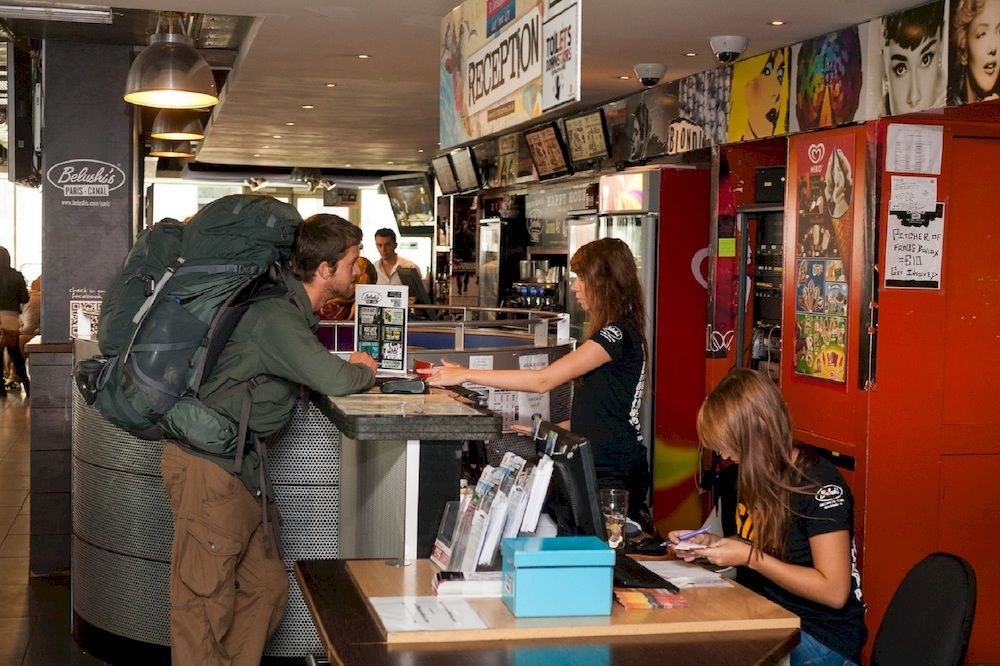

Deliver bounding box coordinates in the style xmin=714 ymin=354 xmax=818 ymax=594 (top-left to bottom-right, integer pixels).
xmin=149 ymin=138 xmax=195 ymax=157
xmin=124 ymin=32 xmax=218 ymax=109
xmin=150 ymin=109 xmax=204 ymax=140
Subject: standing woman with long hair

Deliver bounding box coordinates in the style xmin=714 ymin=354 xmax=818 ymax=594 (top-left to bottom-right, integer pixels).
xmin=0 ymin=247 xmax=30 ymax=398
xmin=428 ymin=238 xmax=650 ymax=520
xmin=669 ymin=369 xmax=866 ymax=665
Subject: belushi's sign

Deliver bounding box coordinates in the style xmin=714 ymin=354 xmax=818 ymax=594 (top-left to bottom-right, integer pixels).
xmin=46 ymin=159 xmax=126 ymax=197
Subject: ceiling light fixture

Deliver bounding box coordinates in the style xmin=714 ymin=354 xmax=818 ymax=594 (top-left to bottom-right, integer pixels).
xmin=0 ymin=3 xmax=113 ymax=23
xmin=326 ymin=83 xmax=337 ymax=88
xmin=301 ymin=104 xmax=314 ymax=109
xmin=272 ymin=135 xmax=282 ymax=139
xmin=150 ymin=109 xmax=204 ymax=140
xmin=685 ymin=52 xmax=697 ymax=57
xmin=357 ymin=54 xmax=370 ymax=59
xmin=618 ymin=75 xmax=630 ymax=80
xmin=769 ymin=20 xmax=785 ymax=26
xmin=124 ymin=11 xmax=219 ymax=109
xmin=149 ymin=138 xmax=195 ymax=158
xmin=285 ymin=122 xmax=295 ymax=126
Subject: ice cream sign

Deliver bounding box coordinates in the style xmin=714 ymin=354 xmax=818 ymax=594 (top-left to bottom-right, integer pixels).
xmin=46 ymin=159 xmax=126 ymax=197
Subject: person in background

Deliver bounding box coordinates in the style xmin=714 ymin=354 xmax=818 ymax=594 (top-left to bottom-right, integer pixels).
xmin=373 ymin=228 xmax=421 ymax=285
xmin=6 ymin=276 xmax=40 ymax=392
xmin=428 ymin=238 xmax=652 ymax=523
xmin=881 ymin=2 xmax=947 ymax=114
xmin=0 ymin=247 xmax=29 ymax=398
xmin=950 ymin=0 xmax=1000 ymax=104
xmin=319 ymin=256 xmax=377 ymax=321
xmin=161 ymin=213 xmax=376 ymax=666
xmin=669 ymin=369 xmax=866 ymax=666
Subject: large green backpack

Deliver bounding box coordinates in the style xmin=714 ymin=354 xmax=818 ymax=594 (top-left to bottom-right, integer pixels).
xmin=75 ymin=194 xmax=303 ymax=459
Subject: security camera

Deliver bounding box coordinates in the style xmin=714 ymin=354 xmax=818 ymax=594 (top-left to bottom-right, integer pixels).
xmin=633 ymin=63 xmax=666 ymax=87
xmin=709 ymin=36 xmax=749 ymax=64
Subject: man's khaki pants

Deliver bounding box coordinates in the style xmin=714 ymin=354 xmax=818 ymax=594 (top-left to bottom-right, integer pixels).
xmin=161 ymin=442 xmax=288 ymax=666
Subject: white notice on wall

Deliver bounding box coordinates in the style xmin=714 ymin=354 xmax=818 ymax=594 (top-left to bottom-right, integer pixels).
xmin=516 ymin=353 xmax=551 ymax=427
xmin=885 ymin=124 xmax=943 ymax=174
xmin=884 ymin=203 xmax=945 ymax=290
xmin=888 ymin=175 xmax=937 ymax=214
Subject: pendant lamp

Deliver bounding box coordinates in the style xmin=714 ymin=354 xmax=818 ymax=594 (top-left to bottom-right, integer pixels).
xmin=124 ymin=12 xmax=218 ymax=109
xmin=149 ymin=138 xmax=195 ymax=158
xmin=150 ymin=109 xmax=205 ymax=141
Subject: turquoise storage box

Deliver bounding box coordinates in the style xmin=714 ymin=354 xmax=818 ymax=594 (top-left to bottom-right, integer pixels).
xmin=500 ymin=536 xmax=614 ymax=617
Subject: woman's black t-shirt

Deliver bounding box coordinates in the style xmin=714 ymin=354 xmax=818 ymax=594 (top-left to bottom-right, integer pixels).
xmin=570 ymin=320 xmax=646 ymax=470
xmin=735 ymin=457 xmax=867 ymax=661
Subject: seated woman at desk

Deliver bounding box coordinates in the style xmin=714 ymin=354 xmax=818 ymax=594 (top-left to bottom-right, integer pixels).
xmin=669 ymin=369 xmax=866 ymax=666
xmin=428 ymin=238 xmax=651 ymax=523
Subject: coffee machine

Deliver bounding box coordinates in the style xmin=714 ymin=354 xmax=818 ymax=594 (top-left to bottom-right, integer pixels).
xmin=507 ymin=260 xmax=564 ymax=311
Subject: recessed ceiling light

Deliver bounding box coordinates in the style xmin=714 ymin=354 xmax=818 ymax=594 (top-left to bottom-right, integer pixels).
xmin=272 ymin=135 xmax=282 ymax=139
xmin=285 ymin=122 xmax=295 ymax=126
xmin=263 ymin=145 xmax=270 ymax=149
xmin=326 ymin=83 xmax=337 ymax=88
xmin=344 ymin=163 xmax=351 ymax=167
xmin=685 ymin=52 xmax=697 ymax=57
xmin=418 ymin=149 xmax=424 ymax=153
xmin=301 ymin=104 xmax=314 ymax=109
xmin=387 ymin=161 xmax=395 ymax=165
xmin=769 ymin=20 xmax=785 ymax=26
xmin=358 ymin=54 xmax=370 ymax=59
xmin=253 ymin=153 xmax=261 ymax=157
xmin=618 ymin=75 xmax=630 ymax=80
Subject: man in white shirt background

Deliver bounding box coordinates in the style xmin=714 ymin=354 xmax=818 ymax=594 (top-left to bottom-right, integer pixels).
xmin=374 ymin=228 xmax=422 ymax=285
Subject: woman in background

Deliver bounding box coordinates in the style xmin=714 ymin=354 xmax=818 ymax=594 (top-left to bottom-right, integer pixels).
xmin=0 ymin=247 xmax=29 ymax=398
xmin=319 ymin=256 xmax=377 ymax=321
xmin=669 ymin=369 xmax=866 ymax=665
xmin=429 ymin=238 xmax=651 ymax=522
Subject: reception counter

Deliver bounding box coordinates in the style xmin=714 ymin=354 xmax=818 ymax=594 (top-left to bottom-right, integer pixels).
xmin=70 ymin=316 xmax=573 ymax=661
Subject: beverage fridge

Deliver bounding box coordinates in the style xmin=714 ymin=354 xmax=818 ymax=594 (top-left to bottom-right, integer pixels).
xmin=597 ymin=172 xmax=661 ymax=448
xmin=598 ymin=169 xmax=710 ymax=533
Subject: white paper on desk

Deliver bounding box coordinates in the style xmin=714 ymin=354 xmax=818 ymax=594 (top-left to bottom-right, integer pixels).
xmin=369 ymin=596 xmax=487 ymax=632
xmin=638 ymin=559 xmax=732 ymax=588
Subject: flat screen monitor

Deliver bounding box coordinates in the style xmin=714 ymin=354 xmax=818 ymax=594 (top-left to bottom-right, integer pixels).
xmin=533 ymin=420 xmax=606 ymax=540
xmin=382 ymin=173 xmax=434 ymax=230
xmin=432 ymin=154 xmax=460 ymax=195
xmin=563 ymin=109 xmax=610 ymax=165
xmin=523 ymin=122 xmax=573 ymax=181
xmin=449 ymin=147 xmax=482 ymax=192
xmin=6 ymin=41 xmax=40 ymax=185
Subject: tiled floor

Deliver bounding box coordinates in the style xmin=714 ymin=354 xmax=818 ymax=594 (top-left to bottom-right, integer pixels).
xmin=0 ymin=389 xmax=106 ymax=666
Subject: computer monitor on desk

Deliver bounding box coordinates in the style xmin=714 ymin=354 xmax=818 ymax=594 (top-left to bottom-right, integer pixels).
xmin=532 ymin=420 xmax=606 ymax=541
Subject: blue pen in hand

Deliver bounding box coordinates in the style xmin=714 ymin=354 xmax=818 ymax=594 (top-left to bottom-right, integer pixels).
xmin=676 ymin=526 xmax=711 ymax=542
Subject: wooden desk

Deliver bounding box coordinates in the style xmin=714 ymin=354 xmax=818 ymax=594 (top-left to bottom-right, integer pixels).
xmin=295 ymin=559 xmax=800 ymax=665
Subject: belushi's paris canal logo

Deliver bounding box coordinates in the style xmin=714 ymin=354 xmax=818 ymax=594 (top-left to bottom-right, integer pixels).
xmin=46 ymin=159 xmax=126 ymax=197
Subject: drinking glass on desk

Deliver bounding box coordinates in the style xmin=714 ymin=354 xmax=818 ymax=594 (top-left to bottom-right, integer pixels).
xmin=599 ymin=489 xmax=629 ymax=549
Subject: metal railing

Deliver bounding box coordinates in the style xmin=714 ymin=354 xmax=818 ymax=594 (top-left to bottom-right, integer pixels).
xmin=318 ymin=306 xmax=572 ymax=351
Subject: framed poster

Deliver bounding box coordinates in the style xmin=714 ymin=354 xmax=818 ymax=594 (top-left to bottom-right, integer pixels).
xmin=354 ymin=284 xmax=409 ymax=373
xmin=790 ymin=132 xmax=856 ymax=384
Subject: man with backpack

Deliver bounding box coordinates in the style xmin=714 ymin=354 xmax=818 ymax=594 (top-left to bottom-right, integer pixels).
xmin=160 ymin=213 xmax=377 ymax=665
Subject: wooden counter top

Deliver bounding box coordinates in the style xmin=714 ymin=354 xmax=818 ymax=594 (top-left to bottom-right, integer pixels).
xmin=294 ymin=558 xmax=800 ymax=666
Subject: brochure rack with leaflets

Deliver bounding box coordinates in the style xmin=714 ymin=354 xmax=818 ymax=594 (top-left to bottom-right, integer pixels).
xmin=431 ymin=452 xmax=553 ymax=572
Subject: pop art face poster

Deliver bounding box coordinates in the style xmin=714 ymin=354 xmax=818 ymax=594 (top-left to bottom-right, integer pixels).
xmin=880 ymin=1 xmax=949 ymax=115
xmin=947 ymin=0 xmax=1000 ymax=105
xmin=791 ymin=131 xmax=856 ymax=384
xmin=728 ymin=47 xmax=790 ymax=143
xmin=791 ymin=26 xmax=866 ymax=131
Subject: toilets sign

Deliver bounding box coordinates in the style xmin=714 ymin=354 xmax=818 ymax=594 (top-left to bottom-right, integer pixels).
xmin=46 ymin=159 xmax=126 ymax=201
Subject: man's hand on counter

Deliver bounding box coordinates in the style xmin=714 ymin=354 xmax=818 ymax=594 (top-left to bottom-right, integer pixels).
xmin=349 ymin=351 xmax=378 ymax=374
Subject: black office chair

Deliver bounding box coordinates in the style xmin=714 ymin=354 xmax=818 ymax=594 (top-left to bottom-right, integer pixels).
xmin=871 ymin=552 xmax=977 ymax=666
